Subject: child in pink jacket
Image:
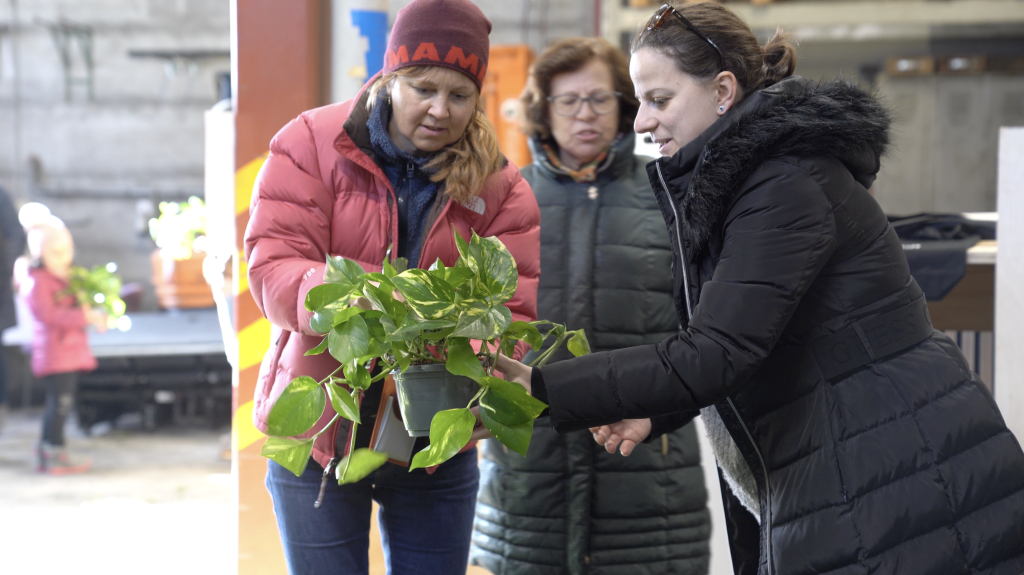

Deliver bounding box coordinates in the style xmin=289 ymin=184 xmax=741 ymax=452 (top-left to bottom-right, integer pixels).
xmin=23 ymin=218 xmax=105 ymax=474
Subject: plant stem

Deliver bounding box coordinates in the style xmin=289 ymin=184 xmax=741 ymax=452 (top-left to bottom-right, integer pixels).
xmin=339 ymin=415 xmax=360 ymax=482
xmin=310 ymin=413 xmax=341 ymax=440
xmin=530 ymin=332 xmax=569 ymax=368
xmin=369 ymin=361 xmax=396 ymax=384
xmin=466 ymin=386 xmax=487 ymax=409
xmin=319 ymin=365 xmax=344 ymax=386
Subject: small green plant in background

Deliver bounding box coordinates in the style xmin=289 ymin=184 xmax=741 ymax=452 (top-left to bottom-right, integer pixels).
xmin=260 ymin=227 xmax=590 ymax=484
xmin=149 ymin=196 xmax=208 ymax=260
xmin=63 ymin=262 xmax=130 ymax=331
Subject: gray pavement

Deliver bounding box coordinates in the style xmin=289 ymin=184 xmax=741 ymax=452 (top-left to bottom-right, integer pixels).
xmin=0 ymin=408 xmax=234 ymax=575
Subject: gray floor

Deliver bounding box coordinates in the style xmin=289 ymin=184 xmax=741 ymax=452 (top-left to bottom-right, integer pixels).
xmin=0 ymin=408 xmax=233 ymax=575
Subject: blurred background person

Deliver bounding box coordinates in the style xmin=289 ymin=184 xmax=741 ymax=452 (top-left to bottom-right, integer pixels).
xmin=0 ymin=184 xmax=26 ymax=432
xmin=23 ymin=215 xmax=106 ymax=474
xmin=471 ymin=37 xmax=710 ymax=575
xmin=243 ymin=0 xmax=540 ymax=572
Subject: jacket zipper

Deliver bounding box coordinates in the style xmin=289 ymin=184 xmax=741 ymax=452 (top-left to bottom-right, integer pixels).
xmin=655 ymin=159 xmax=774 ymax=575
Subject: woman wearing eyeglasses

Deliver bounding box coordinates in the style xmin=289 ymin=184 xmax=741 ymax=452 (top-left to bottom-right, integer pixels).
xmin=469 ymin=37 xmax=710 ymax=575
xmin=489 ymin=3 xmax=1024 ymax=574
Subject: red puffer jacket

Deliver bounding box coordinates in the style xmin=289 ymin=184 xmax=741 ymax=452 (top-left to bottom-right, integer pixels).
xmin=244 ymin=86 xmax=540 ymax=470
xmin=24 ymin=267 xmax=98 ymax=378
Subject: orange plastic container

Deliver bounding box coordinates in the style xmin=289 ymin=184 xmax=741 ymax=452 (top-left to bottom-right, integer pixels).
xmin=482 ymin=45 xmax=535 ymax=170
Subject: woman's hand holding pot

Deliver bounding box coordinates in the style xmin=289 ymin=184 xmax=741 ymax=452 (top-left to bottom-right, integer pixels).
xmin=469 ymin=354 xmax=534 ymax=441
xmin=493 ymin=354 xmax=532 ymax=393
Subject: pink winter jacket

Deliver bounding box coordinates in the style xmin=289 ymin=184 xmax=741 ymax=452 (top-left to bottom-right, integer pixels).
xmin=244 ymin=86 xmax=540 ymax=470
xmin=25 ymin=267 xmax=98 ymax=378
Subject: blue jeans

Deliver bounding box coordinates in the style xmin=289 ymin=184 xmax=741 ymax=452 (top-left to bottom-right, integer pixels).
xmin=266 ymin=448 xmax=479 ymax=575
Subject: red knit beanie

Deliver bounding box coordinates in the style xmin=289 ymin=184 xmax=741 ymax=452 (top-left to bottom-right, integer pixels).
xmin=383 ymin=0 xmax=492 ymax=89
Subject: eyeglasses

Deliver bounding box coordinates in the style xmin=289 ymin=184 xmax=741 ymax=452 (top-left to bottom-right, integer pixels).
xmin=645 ymin=4 xmax=724 ymax=68
xmin=547 ymin=91 xmax=621 ymax=117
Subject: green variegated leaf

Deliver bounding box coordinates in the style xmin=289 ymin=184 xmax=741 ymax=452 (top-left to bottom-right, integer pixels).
xmin=266 ymin=376 xmax=327 ymax=437
xmin=427 ymin=257 xmax=446 ymax=273
xmin=380 ymin=315 xmax=400 ymax=337
xmin=392 ymin=269 xmax=456 ymax=320
xmin=421 ymin=326 xmax=455 ymax=342
xmin=310 ymin=305 xmax=363 ymax=335
xmin=478 ymin=375 xmax=547 ymax=425
xmin=325 ymin=255 xmax=366 ymax=285
xmin=387 ymin=314 xmax=456 ymax=342
xmin=445 ymin=337 xmax=485 ymax=382
xmin=391 ymin=340 xmax=412 ymax=373
xmin=451 ymin=300 xmax=512 ymax=340
xmin=336 ymin=448 xmax=389 ymax=485
xmin=409 ymin=408 xmax=476 ymax=471
xmin=304 ymin=336 xmax=329 ymax=356
xmin=503 ymin=321 xmax=544 ymax=351
xmin=363 ymin=316 xmax=390 ymax=358
xmin=567 ymin=330 xmax=591 ymax=357
xmin=454 ymin=229 xmax=518 ymax=305
xmin=361 ymin=272 xmax=396 ymax=292
xmin=327 ymin=381 xmax=361 ymax=423
xmin=343 ymin=361 xmax=372 ymax=391
xmin=480 ymin=406 xmax=533 ymax=456
xmin=429 ymin=257 xmax=474 ymax=288
xmin=328 ymin=315 xmax=369 ymax=364
xmin=304 ymin=283 xmax=353 ymax=312
xmin=362 ymin=283 xmax=401 ymax=316
xmin=261 ymin=437 xmax=315 ymax=476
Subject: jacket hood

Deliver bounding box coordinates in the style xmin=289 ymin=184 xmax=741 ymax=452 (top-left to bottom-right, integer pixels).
xmin=653 ymin=76 xmax=892 ymax=255
xmin=528 ymin=131 xmax=639 ymax=183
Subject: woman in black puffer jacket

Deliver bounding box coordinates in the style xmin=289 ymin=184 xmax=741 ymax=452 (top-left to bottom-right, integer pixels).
xmin=471 ymin=38 xmax=710 ymax=575
xmin=489 ymin=4 xmax=1024 ymax=575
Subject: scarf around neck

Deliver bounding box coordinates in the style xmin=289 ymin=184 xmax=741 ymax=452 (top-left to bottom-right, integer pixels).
xmin=539 ymin=133 xmax=624 ymax=183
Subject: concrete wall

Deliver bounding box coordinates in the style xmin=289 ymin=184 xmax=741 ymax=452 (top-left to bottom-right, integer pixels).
xmin=0 ymin=0 xmax=592 ymax=310
xmin=0 ymin=0 xmax=230 ymax=310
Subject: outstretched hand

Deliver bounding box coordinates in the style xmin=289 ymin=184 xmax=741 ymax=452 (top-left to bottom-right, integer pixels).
xmin=469 ymin=354 xmax=534 ymax=442
xmin=590 ymin=419 xmax=652 ymax=457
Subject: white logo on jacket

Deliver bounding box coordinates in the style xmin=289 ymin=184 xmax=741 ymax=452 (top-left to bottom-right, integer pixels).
xmin=462 ymin=197 xmax=486 ymax=215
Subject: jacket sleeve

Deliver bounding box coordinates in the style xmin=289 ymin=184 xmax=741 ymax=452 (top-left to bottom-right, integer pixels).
xmin=543 ymin=163 xmax=838 ymax=432
xmin=486 ymin=165 xmax=541 ymax=361
xmin=244 ymin=114 xmax=378 ymax=336
xmin=28 ymin=276 xmax=87 ymax=329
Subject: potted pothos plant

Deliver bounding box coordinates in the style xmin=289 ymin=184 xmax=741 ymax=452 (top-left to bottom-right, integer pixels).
xmin=63 ymin=262 xmax=129 ymax=331
xmin=261 ymin=228 xmax=590 ymax=485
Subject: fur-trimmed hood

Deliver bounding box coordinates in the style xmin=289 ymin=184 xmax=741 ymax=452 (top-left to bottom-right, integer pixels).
xmin=649 ymin=76 xmax=891 ymax=255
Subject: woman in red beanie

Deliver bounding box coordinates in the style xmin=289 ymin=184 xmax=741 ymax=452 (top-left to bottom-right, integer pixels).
xmin=243 ymin=0 xmax=540 ymax=572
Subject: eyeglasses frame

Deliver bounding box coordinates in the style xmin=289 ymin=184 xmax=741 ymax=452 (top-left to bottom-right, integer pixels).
xmin=645 ymin=4 xmax=725 ymax=69
xmin=546 ymin=90 xmax=623 ymax=117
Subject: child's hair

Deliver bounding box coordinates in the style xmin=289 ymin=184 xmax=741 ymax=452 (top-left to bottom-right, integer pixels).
xmin=367 ymin=66 xmax=505 ymax=203
xmin=26 ymin=216 xmax=68 ymax=268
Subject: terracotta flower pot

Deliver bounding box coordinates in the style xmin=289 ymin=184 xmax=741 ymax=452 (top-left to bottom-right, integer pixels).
xmin=150 ymin=249 xmax=215 ymax=309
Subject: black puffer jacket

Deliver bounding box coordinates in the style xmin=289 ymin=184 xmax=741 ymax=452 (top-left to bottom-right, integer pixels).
xmin=471 ymin=134 xmax=711 ymax=575
xmin=539 ymin=78 xmax=1024 ymax=575
xmin=0 ymin=186 xmax=25 ymax=332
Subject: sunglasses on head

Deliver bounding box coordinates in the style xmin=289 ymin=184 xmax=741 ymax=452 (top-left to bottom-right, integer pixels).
xmin=645 ymin=4 xmax=725 ymax=68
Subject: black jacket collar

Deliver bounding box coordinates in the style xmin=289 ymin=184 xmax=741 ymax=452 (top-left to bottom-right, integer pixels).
xmin=649 ymin=77 xmax=891 ymax=255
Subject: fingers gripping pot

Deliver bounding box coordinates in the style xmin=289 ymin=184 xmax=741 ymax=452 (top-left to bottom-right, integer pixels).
xmin=258 ymin=227 xmax=590 ymax=485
